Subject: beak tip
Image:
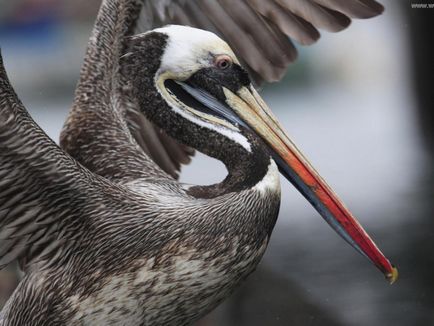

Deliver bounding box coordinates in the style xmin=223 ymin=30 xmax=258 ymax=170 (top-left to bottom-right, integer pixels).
xmin=386 ymin=265 xmax=398 ymax=285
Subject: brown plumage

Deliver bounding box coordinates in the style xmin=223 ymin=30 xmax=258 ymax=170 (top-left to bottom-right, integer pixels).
xmin=0 ymin=0 xmax=388 ymax=325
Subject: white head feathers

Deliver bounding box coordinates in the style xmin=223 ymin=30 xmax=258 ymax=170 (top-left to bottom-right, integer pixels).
xmin=153 ymin=25 xmax=238 ymax=79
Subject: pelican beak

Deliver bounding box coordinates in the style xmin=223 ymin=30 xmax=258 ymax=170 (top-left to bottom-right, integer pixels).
xmin=223 ymin=86 xmax=398 ymax=284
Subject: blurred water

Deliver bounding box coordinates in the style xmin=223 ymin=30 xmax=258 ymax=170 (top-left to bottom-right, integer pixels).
xmin=1 ymin=1 xmax=434 ymax=325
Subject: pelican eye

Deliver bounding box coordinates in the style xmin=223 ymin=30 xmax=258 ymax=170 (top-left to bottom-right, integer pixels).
xmin=215 ymin=55 xmax=232 ymax=70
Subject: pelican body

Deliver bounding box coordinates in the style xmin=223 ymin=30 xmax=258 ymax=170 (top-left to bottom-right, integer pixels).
xmin=0 ymin=0 xmax=395 ymax=325
xmin=1 ymin=27 xmax=283 ymax=325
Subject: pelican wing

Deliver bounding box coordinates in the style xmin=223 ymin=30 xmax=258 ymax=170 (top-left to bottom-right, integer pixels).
xmin=0 ymin=53 xmax=125 ymax=269
xmin=141 ymin=0 xmax=384 ymax=83
xmin=61 ymin=0 xmax=383 ymax=181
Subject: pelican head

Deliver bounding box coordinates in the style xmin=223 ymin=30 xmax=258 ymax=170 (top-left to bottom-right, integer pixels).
xmin=122 ymin=25 xmax=397 ymax=283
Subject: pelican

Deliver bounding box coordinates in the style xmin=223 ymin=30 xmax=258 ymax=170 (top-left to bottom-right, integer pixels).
xmin=0 ymin=0 xmax=396 ymax=325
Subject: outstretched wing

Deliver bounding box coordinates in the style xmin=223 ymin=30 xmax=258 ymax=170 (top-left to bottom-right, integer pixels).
xmin=61 ymin=0 xmax=383 ymax=181
xmin=0 ymin=53 xmax=125 ymax=270
xmin=143 ymin=0 xmax=384 ymax=83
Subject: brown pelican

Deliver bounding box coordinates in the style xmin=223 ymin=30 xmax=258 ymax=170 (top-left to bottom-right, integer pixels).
xmin=0 ymin=0 xmax=396 ymax=325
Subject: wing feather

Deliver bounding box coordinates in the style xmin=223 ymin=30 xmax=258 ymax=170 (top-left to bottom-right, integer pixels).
xmin=0 ymin=53 xmax=114 ymax=269
xmin=248 ymin=0 xmax=320 ymax=46
xmin=143 ymin=0 xmax=383 ymax=83
xmin=275 ymin=0 xmax=351 ymax=32
xmin=314 ymin=0 xmax=385 ymax=18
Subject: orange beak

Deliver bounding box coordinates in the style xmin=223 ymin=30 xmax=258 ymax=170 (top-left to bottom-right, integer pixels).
xmin=224 ymin=86 xmax=398 ymax=284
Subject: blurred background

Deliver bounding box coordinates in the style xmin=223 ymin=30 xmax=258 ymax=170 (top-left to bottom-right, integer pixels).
xmin=0 ymin=0 xmax=433 ymax=325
